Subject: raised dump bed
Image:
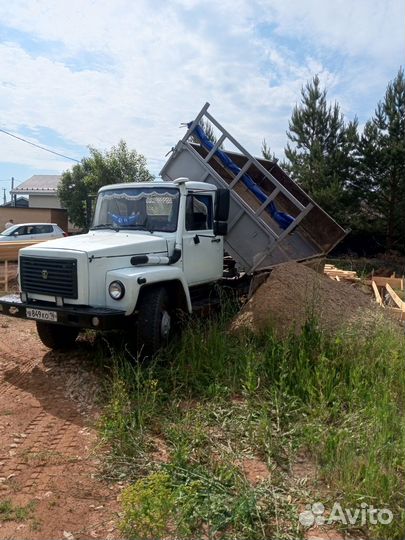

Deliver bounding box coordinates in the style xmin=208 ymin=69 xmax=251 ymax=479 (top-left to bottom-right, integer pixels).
xmin=160 ymin=103 xmax=346 ymax=274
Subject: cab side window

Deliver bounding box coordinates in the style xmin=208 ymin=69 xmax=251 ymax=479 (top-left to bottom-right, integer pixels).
xmin=185 ymin=195 xmax=213 ymax=231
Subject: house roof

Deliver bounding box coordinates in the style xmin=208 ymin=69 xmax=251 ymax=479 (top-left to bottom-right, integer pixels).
xmin=2 ymin=196 xmax=29 ymax=208
xmin=12 ymin=175 xmax=61 ymax=195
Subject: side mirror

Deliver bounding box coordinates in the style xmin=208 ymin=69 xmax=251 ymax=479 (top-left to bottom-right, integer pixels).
xmin=215 ymin=189 xmax=230 ymax=222
xmin=213 ymin=221 xmax=228 ymax=236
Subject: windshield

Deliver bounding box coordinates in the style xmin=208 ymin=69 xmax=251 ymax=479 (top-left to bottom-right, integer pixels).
xmin=92 ymin=187 xmax=180 ymax=233
xmin=0 ymin=225 xmax=17 ymax=236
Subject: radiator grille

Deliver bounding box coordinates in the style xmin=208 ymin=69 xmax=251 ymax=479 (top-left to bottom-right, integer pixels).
xmin=20 ymin=257 xmax=78 ymax=299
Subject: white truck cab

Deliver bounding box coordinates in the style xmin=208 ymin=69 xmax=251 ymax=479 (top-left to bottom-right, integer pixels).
xmin=0 ymin=178 xmax=230 ymax=356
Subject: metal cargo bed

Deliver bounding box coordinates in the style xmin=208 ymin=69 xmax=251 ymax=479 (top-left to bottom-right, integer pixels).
xmin=160 ymin=103 xmax=346 ymax=274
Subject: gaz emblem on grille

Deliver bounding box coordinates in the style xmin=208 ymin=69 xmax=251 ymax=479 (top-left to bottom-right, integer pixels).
xmin=41 ymin=269 xmax=48 ymax=280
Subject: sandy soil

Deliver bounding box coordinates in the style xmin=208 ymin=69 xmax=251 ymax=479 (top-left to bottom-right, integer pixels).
xmin=0 ymin=316 xmax=120 ymax=540
xmin=231 ymin=261 xmax=374 ymax=337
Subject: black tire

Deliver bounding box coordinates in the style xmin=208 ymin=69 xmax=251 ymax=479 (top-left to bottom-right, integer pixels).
xmin=36 ymin=322 xmax=79 ymax=350
xmin=136 ymin=286 xmax=172 ymax=358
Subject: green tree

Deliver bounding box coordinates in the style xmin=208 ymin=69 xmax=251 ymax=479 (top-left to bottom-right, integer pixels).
xmin=356 ymin=68 xmax=405 ymax=251
xmin=261 ymin=139 xmax=277 ymax=162
xmin=58 ymin=140 xmax=153 ymax=229
xmin=284 ymin=75 xmax=358 ymax=224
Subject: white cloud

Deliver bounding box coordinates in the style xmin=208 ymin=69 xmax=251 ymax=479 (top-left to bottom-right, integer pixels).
xmin=0 ymin=0 xmax=402 ymax=177
xmin=0 ymin=128 xmax=74 ymax=172
xmin=258 ymin=0 xmax=404 ymax=61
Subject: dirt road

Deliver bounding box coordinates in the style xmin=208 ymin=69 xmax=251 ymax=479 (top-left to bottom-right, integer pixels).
xmin=0 ymin=317 xmax=119 ymax=539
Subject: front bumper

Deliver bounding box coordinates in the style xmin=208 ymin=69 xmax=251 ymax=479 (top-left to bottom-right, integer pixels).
xmin=0 ymin=294 xmax=126 ymax=330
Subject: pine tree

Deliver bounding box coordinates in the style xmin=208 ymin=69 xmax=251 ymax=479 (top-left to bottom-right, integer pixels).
xmin=284 ymin=76 xmax=358 ymax=224
xmin=261 ymin=139 xmax=277 ymax=162
xmin=357 ymin=68 xmax=405 ymax=251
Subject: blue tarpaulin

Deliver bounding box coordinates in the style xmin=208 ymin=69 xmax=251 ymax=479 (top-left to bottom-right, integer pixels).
xmin=189 ymin=123 xmax=294 ymax=230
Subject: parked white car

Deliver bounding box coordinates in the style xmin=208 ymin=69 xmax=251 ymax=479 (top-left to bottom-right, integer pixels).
xmin=0 ymin=223 xmax=66 ymax=242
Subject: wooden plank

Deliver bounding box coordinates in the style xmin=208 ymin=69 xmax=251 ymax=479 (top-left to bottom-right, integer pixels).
xmin=326 ymin=272 xmax=357 ymax=278
xmin=4 ymin=260 xmax=8 ymax=292
xmin=371 ymin=280 xmax=383 ymax=306
xmin=325 ymin=269 xmax=356 ymax=274
xmin=386 ymin=283 xmax=405 ymax=311
xmin=0 ymin=240 xmax=45 ymax=262
xmin=365 ymin=276 xmax=404 ymax=289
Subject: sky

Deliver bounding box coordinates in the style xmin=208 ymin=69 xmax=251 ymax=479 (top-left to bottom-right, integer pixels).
xmin=0 ymin=0 xmax=403 ymax=201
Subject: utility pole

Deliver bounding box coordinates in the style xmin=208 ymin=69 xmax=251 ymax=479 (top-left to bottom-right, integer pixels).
xmin=2 ymin=188 xmax=6 ymax=205
xmin=11 ymin=177 xmax=15 ymax=207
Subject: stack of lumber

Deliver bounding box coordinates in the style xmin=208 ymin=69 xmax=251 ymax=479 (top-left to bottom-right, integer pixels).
xmin=324 ymin=264 xmax=359 ymax=282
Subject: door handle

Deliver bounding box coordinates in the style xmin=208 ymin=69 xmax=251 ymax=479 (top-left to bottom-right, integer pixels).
xmin=211 ymin=238 xmax=221 ymax=243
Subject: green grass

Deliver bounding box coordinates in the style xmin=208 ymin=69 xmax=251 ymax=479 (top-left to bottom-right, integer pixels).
xmin=0 ymin=499 xmax=36 ymax=522
xmin=97 ymin=309 xmax=405 ymax=539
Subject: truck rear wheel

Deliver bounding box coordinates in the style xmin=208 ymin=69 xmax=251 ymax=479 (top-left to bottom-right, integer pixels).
xmin=137 ymin=286 xmax=172 ymax=358
xmin=36 ymin=322 xmax=79 ymax=350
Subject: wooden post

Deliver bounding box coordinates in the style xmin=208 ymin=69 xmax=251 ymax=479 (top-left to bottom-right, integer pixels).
xmin=4 ymin=260 xmax=8 ymax=292
xmin=371 ymin=280 xmax=383 ymax=306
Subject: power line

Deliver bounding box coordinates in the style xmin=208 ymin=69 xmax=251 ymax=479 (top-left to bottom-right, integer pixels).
xmin=0 ymin=127 xmax=81 ymax=163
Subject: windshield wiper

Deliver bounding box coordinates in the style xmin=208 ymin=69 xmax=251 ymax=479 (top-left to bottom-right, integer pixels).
xmin=90 ymin=224 xmax=119 ymax=231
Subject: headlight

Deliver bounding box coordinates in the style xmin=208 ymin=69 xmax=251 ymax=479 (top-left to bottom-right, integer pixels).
xmin=108 ymin=280 xmax=125 ymax=300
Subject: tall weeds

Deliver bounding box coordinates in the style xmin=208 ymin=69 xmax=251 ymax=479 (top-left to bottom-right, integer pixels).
xmin=98 ymin=310 xmax=405 ymax=539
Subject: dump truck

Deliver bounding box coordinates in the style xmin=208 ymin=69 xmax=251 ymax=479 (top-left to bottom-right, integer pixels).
xmin=0 ymin=103 xmax=346 ymax=355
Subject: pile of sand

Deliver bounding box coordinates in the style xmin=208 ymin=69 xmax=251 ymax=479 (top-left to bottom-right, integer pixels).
xmin=231 ymin=261 xmax=374 ymax=337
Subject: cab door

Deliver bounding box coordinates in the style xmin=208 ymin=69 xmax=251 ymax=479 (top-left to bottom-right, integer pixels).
xmin=182 ymin=193 xmax=223 ymax=285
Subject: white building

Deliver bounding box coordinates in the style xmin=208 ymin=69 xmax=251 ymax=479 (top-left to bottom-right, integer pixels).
xmin=11 ymin=175 xmax=62 ymax=209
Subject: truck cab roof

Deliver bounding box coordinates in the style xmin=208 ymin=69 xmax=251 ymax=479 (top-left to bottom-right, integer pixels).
xmin=97 ymin=179 xmax=217 ymax=193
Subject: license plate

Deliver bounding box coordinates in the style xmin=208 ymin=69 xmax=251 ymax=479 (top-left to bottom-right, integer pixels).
xmin=26 ymin=308 xmax=58 ymax=322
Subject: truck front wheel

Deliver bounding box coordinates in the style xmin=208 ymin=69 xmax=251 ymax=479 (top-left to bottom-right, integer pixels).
xmin=137 ymin=286 xmax=172 ymax=358
xmin=36 ymin=322 xmax=79 ymax=350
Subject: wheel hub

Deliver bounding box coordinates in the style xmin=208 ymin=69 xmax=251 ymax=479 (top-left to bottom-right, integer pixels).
xmin=160 ymin=311 xmax=171 ymax=339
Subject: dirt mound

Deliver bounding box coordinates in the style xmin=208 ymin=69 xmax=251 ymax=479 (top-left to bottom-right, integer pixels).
xmin=231 ymin=261 xmax=374 ymax=337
